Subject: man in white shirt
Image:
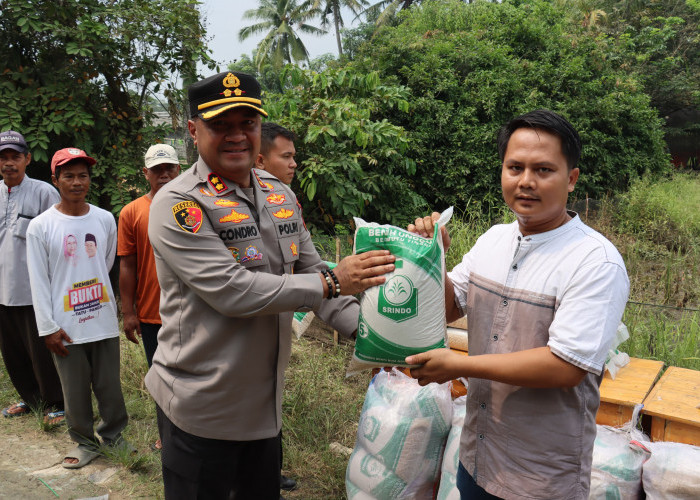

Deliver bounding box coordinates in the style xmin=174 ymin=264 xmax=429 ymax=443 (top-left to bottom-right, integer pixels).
xmin=0 ymin=130 xmax=63 ymax=421
xmin=407 ymin=109 xmax=629 ymax=500
xmin=27 ymin=147 xmax=137 ymax=469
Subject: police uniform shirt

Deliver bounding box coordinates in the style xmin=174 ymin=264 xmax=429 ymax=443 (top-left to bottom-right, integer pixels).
xmin=146 ymin=158 xmax=359 ymax=441
xmin=0 ymin=175 xmax=60 ymax=306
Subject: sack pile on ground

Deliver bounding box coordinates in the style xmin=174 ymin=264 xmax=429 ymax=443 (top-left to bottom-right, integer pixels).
xmin=436 ymin=395 xmax=467 ymax=500
xmin=589 ymin=404 xmax=700 ymax=500
xmin=346 ymin=368 xmax=452 ymax=499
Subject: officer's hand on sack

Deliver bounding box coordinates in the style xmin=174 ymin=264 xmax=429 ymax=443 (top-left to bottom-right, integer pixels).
xmin=407 ymin=212 xmax=451 ymax=251
xmin=44 ymin=328 xmax=73 ymax=357
xmin=330 ymin=250 xmax=395 ymax=296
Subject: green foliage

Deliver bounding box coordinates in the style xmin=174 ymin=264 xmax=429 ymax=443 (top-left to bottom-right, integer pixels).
xmin=0 ymin=0 xmax=213 ymax=215
xmin=265 ymin=65 xmax=428 ymax=231
xmin=349 ymin=0 xmax=671 ymax=210
xmin=614 ymin=172 xmax=700 ymax=253
xmin=588 ymin=0 xmax=700 ymax=122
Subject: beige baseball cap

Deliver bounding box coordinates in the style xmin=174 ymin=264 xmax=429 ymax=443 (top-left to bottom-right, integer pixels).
xmin=144 ymin=144 xmax=179 ymax=169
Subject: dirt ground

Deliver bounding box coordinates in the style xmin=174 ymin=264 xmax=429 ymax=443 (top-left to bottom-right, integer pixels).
xmin=0 ymin=319 xmax=346 ymax=499
xmin=0 ymin=423 xmax=125 ymax=499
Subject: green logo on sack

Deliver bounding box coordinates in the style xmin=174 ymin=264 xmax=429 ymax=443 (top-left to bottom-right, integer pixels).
xmin=378 ymin=275 xmax=417 ymax=322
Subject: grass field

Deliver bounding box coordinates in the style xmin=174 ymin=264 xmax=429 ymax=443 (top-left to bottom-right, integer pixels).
xmin=1 ymin=171 xmax=698 ymax=498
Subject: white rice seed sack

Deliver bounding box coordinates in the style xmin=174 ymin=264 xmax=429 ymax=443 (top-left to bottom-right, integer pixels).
xmin=640 ymin=441 xmax=700 ymax=499
xmin=348 ymin=207 xmax=453 ymax=375
xmin=346 ymin=368 xmax=453 ymax=500
xmin=589 ymin=427 xmax=649 ymax=499
xmin=436 ymin=395 xmax=467 ymax=500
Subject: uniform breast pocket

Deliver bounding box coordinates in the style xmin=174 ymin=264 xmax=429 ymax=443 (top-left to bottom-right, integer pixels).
xmin=13 ymin=216 xmax=32 ymax=239
xmin=277 ymin=236 xmax=300 ymax=273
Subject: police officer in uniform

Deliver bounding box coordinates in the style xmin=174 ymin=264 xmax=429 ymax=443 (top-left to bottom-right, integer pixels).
xmin=146 ymin=71 xmax=395 ymax=499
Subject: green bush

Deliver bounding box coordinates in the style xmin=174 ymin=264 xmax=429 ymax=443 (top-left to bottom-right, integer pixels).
xmin=350 ymin=0 xmax=671 ymax=210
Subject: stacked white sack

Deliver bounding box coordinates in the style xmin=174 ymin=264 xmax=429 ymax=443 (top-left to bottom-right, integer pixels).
xmin=436 ymin=395 xmax=467 ymax=500
xmin=589 ymin=404 xmax=649 ymax=499
xmin=348 ymin=207 xmax=453 ymax=375
xmin=640 ymin=440 xmax=700 ymax=499
xmin=346 ymin=368 xmax=452 ymax=499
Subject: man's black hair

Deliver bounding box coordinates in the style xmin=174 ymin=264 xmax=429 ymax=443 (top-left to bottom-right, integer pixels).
xmin=54 ymin=159 xmax=92 ymax=180
xmin=497 ymin=109 xmax=582 ymax=170
xmin=260 ymin=122 xmax=296 ymax=156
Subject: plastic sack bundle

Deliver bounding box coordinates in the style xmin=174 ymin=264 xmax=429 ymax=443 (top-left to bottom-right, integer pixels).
xmin=589 ymin=405 xmax=650 ymax=500
xmin=436 ymin=394 xmax=467 ymax=500
xmin=348 ymin=207 xmax=453 ymax=375
xmin=640 ymin=440 xmax=700 ymax=499
xmin=346 ymin=368 xmax=452 ymax=500
xmin=604 ymin=323 xmax=631 ymax=379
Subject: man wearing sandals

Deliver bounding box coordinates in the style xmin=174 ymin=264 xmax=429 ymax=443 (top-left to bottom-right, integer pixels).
xmin=0 ymin=131 xmax=64 ymax=422
xmin=26 ymin=148 xmax=137 ymax=468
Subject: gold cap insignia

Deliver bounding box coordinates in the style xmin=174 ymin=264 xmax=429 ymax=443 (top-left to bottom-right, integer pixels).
xmin=222 ymin=73 xmax=240 ymax=89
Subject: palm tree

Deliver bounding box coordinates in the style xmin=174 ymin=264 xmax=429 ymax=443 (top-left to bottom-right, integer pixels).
xmin=313 ymin=0 xmax=368 ymax=57
xmin=239 ymin=0 xmax=325 ymax=70
xmin=361 ymin=0 xmax=417 ymax=28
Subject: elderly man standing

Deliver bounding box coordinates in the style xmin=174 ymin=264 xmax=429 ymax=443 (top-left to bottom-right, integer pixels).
xmin=0 ymin=130 xmax=63 ymax=421
xmin=146 ymin=71 xmax=395 ymax=499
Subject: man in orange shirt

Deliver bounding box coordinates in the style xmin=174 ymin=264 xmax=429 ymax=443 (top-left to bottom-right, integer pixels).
xmin=118 ymin=144 xmax=180 ymax=366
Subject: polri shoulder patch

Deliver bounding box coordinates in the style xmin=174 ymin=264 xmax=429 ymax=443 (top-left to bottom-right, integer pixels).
xmin=172 ymin=201 xmax=203 ymax=233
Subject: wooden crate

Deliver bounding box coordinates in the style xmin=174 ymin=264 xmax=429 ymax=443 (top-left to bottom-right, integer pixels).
xmin=596 ymin=357 xmax=664 ymax=427
xmin=642 ymin=366 xmax=700 ymax=446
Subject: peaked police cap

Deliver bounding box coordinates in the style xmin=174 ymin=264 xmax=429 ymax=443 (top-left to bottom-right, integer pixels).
xmin=188 ymin=71 xmax=267 ymax=121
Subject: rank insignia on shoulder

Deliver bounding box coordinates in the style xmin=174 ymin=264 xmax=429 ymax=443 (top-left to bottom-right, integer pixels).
xmin=241 ymin=245 xmax=263 ymax=262
xmin=266 ymin=194 xmax=286 ymax=205
xmin=272 ymin=208 xmax=294 ymax=219
xmin=215 ymin=199 xmax=240 ymax=207
xmin=199 ymin=188 xmax=215 ymax=197
xmin=228 ymin=247 xmax=240 ymax=262
xmin=208 ymin=173 xmax=227 ymax=193
xmin=253 ymin=170 xmax=275 ymax=191
xmin=219 ymin=209 xmax=250 ymax=224
xmin=172 ymin=201 xmax=203 ymax=233
xmin=290 ymin=242 xmax=298 ymax=256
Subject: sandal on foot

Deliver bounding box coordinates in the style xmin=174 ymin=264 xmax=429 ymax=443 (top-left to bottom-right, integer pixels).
xmin=43 ymin=410 xmax=65 ymax=425
xmin=62 ymin=446 xmax=100 ymax=469
xmin=150 ymin=438 xmax=162 ymax=452
xmin=2 ymin=401 xmax=30 ymax=418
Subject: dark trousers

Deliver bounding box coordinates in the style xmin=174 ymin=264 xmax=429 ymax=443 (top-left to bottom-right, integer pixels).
xmin=139 ymin=322 xmax=160 ymax=367
xmin=156 ymin=405 xmax=281 ymax=500
xmin=52 ymin=337 xmax=128 ymax=446
xmin=457 ymin=462 xmax=503 ymax=500
xmin=0 ymin=304 xmax=63 ymax=409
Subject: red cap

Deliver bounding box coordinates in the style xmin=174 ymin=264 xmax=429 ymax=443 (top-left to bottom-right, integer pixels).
xmin=51 ymin=148 xmax=97 ymax=175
